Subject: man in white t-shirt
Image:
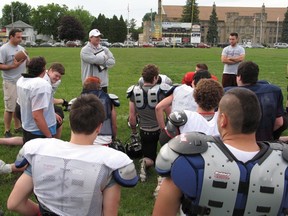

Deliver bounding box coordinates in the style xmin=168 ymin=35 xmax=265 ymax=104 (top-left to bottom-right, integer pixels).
xmin=221 ymin=32 xmax=245 ymax=87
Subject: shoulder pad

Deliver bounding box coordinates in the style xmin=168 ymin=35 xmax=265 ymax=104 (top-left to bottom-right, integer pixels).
xmin=113 ymin=163 xmax=138 ymax=187
xmin=126 ymin=85 xmax=135 ymax=98
xmin=160 ymin=83 xmax=173 ymax=92
xmin=155 ymin=144 xmax=180 ymax=176
xmin=168 ymin=132 xmax=209 ymax=155
xmin=168 ymin=111 xmax=187 ymax=126
xmin=165 ymin=84 xmax=180 ymax=96
xmin=268 ymin=142 xmax=288 ymax=162
xmin=108 ymin=93 xmax=120 ymax=107
xmin=138 ymin=77 xmax=144 ymax=87
xmin=14 ymin=147 xmax=28 ymax=168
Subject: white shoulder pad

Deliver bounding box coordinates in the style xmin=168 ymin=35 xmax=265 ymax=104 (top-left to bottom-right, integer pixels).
xmin=126 ymin=85 xmax=135 ymax=98
xmin=160 ymin=83 xmax=173 ymax=92
xmin=113 ymin=163 xmax=138 ymax=187
xmin=109 ymin=93 xmax=120 ymax=107
xmin=155 ymin=144 xmax=180 ymax=176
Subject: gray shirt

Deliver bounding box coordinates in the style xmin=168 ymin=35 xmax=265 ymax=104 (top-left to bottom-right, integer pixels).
xmin=222 ymin=44 xmax=245 ymax=75
xmin=0 ymin=42 xmax=27 ymax=83
xmin=80 ymin=42 xmax=115 ymax=87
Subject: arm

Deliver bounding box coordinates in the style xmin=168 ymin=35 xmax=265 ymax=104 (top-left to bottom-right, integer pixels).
xmin=128 ymin=101 xmax=137 ymax=134
xmin=152 ymin=177 xmax=182 ymax=216
xmin=32 ymin=109 xmax=52 ymax=138
xmin=7 ymin=173 xmax=39 ymax=216
xmin=274 ymin=116 xmax=284 ymax=131
xmin=155 ymin=95 xmax=173 ymax=130
xmin=80 ymin=47 xmax=107 ymax=65
xmin=228 ymin=54 xmax=245 ymax=62
xmin=221 ymin=55 xmax=237 ymax=65
xmin=102 ymin=183 xmax=121 ymax=216
xmin=104 ymin=48 xmax=115 ymax=68
xmin=111 ymin=105 xmax=117 ymax=139
xmin=0 ymin=58 xmax=24 ymax=70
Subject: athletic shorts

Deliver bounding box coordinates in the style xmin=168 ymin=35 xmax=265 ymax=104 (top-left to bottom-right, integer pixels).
xmin=3 ymin=80 xmax=17 ymax=112
xmin=222 ymin=74 xmax=237 ymax=88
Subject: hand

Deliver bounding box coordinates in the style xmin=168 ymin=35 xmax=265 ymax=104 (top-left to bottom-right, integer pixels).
xmin=62 ymin=99 xmax=69 ymax=111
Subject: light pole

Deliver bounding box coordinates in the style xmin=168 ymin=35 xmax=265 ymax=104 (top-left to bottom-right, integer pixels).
xmin=276 ymin=17 xmax=279 ymax=44
xmin=253 ymin=16 xmax=256 ymax=44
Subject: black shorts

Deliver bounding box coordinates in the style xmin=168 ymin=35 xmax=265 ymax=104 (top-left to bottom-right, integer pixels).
xmin=222 ymin=74 xmax=237 ymax=88
xmin=140 ymin=129 xmax=160 ymax=162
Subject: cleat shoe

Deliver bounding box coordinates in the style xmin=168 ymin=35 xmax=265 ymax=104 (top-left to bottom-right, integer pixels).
xmin=0 ymin=160 xmax=12 ymax=174
xmin=14 ymin=127 xmax=23 ymax=134
xmin=4 ymin=130 xmax=12 ymax=138
xmin=139 ymin=159 xmax=147 ymax=182
xmin=153 ymin=176 xmax=164 ymax=198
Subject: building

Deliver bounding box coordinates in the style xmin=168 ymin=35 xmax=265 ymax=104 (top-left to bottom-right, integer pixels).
xmin=141 ymin=4 xmax=287 ymax=46
xmin=5 ymin=20 xmax=35 ymax=42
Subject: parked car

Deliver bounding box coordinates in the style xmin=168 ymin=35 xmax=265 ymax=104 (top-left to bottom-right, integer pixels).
xmin=52 ymin=42 xmax=65 ymax=47
xmin=217 ymin=42 xmax=230 ymax=48
xmin=100 ymin=41 xmax=111 ymax=47
xmin=183 ymin=43 xmax=195 ymax=48
xmin=273 ymin=42 xmax=288 ymax=48
xmin=111 ymin=42 xmax=124 ymax=48
xmin=251 ymin=43 xmax=265 ymax=48
xmin=142 ymin=43 xmax=154 ymax=48
xmin=197 ymin=43 xmax=210 ymax=48
xmin=155 ymin=42 xmax=167 ymax=48
xmin=39 ymin=42 xmax=53 ymax=47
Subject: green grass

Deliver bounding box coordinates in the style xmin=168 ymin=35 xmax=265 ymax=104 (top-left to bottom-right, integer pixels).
xmin=0 ymin=47 xmax=287 ymax=215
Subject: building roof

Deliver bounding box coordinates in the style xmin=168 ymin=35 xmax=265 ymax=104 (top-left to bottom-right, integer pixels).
xmin=5 ymin=20 xmax=33 ymax=28
xmin=163 ymin=5 xmax=287 ymax=22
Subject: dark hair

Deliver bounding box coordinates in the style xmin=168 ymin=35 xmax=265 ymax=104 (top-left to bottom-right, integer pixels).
xmin=49 ymin=63 xmax=65 ymax=75
xmin=193 ymin=70 xmax=211 ymax=86
xmin=230 ymin=32 xmax=238 ymax=38
xmin=196 ymin=63 xmax=208 ymax=71
xmin=220 ymin=88 xmax=261 ymax=134
xmin=194 ymin=79 xmax=224 ymax=111
xmin=26 ymin=56 xmax=46 ymax=77
xmin=9 ymin=28 xmax=22 ymax=38
xmin=69 ymin=94 xmax=105 ymax=135
xmin=142 ymin=64 xmax=159 ymax=83
xmin=237 ymin=61 xmax=259 ymax=84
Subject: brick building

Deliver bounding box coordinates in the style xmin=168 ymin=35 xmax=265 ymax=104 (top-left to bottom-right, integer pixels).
xmin=142 ymin=4 xmax=287 ymax=46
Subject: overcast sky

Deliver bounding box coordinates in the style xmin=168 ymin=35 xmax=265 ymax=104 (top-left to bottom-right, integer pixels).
xmin=0 ymin=0 xmax=287 ymax=27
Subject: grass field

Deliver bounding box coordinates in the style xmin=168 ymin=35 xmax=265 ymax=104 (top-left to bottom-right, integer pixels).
xmin=0 ymin=47 xmax=287 ymax=215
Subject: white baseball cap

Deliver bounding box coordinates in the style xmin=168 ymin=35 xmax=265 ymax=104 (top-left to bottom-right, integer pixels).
xmin=89 ymin=29 xmax=103 ymax=38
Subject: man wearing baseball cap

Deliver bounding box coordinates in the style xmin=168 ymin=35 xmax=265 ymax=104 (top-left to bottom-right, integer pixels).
xmin=80 ymin=28 xmax=115 ymax=93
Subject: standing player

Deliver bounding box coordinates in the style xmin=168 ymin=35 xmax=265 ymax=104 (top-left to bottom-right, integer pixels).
xmin=0 ymin=29 xmax=28 ymax=137
xmin=221 ymin=32 xmax=245 ymax=87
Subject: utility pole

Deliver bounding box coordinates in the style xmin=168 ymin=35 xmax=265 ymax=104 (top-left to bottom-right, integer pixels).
xmin=11 ymin=3 xmax=14 ymax=29
xmin=253 ymin=15 xmax=256 ymax=44
xmin=127 ymin=4 xmax=130 ymax=47
xmin=150 ymin=8 xmax=153 ymax=43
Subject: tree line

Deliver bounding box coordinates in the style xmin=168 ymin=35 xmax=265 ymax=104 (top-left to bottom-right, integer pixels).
xmin=0 ymin=1 xmax=144 ymax=43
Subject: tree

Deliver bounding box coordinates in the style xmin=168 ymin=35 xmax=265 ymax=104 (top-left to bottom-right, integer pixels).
xmin=281 ymin=7 xmax=288 ymax=43
xmin=181 ymin=0 xmax=200 ymax=24
xmin=1 ymin=1 xmax=32 ymax=25
xmin=206 ymin=3 xmax=219 ymax=45
xmin=142 ymin=12 xmax=157 ymax=22
xmin=66 ymin=7 xmax=94 ymax=38
xmin=58 ymin=15 xmax=85 ymax=41
xmin=31 ymin=3 xmax=68 ymax=40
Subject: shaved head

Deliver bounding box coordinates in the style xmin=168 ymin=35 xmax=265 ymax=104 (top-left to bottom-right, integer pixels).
xmin=219 ymin=88 xmax=261 ymax=134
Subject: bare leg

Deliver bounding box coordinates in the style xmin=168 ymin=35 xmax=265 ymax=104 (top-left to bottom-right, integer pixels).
xmin=13 ymin=112 xmax=21 ymax=129
xmin=55 ymin=125 xmax=63 ymax=139
xmin=0 ymin=137 xmax=23 ymax=146
xmin=4 ymin=111 xmax=13 ymax=132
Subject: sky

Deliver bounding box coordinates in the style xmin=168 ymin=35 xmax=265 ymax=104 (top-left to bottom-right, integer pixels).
xmin=0 ymin=0 xmax=287 ymax=27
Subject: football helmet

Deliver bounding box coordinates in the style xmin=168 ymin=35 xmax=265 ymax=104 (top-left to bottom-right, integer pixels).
xmin=109 ymin=139 xmax=126 ymax=153
xmin=125 ymin=133 xmax=142 ymax=159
